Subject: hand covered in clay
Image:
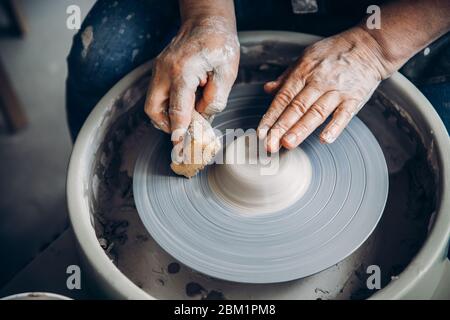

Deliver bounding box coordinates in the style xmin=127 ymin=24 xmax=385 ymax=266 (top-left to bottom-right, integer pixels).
xmin=144 ymin=16 xmax=240 ymax=141
xmin=258 ymin=27 xmax=394 ymax=152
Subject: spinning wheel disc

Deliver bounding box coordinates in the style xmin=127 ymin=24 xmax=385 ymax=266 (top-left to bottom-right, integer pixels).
xmin=133 ymin=83 xmax=388 ymax=283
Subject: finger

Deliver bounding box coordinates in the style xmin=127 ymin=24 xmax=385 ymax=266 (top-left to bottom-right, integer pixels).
xmin=266 ymin=86 xmax=322 ymax=152
xmin=320 ymin=99 xmax=361 ymax=144
xmin=196 ymin=71 xmax=234 ymax=117
xmin=263 ymin=80 xmax=282 ymax=94
xmin=169 ymin=82 xmax=196 ymax=143
xmin=263 ymin=65 xmax=294 ymax=94
xmin=257 ymin=79 xmax=305 ymax=140
xmin=144 ymin=73 xmax=171 ymax=133
xmin=281 ymin=92 xmax=341 ymax=149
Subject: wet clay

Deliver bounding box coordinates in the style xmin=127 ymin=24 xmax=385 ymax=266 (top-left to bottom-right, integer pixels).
xmin=208 ymin=132 xmax=312 ymax=215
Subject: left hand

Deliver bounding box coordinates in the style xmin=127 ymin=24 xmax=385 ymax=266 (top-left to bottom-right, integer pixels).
xmin=257 ymin=27 xmax=393 ymax=152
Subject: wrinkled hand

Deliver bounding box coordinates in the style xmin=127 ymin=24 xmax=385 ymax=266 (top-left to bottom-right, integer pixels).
xmin=144 ymin=16 xmax=240 ymax=142
xmin=258 ymin=28 xmax=393 ymax=152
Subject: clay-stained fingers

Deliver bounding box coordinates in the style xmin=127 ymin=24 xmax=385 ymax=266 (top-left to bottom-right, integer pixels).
xmin=144 ymin=73 xmax=171 ymax=133
xmin=169 ymin=82 xmax=196 ymax=143
xmin=196 ymin=69 xmax=235 ymax=118
xmin=257 ymin=80 xmax=305 ymax=140
xmin=320 ymin=99 xmax=361 ymax=144
xmin=265 ymin=86 xmax=323 ymax=152
xmin=263 ymin=66 xmax=293 ymax=94
xmin=281 ymin=92 xmax=341 ymax=149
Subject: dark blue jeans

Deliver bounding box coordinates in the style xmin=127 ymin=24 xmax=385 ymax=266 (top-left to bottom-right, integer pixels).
xmin=66 ymin=0 xmax=450 ymax=140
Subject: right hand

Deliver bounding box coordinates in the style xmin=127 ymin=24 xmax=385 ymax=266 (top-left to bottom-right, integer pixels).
xmin=144 ymin=16 xmax=240 ymax=142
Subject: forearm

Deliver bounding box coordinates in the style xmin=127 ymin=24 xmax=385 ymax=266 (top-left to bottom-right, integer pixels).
xmin=179 ymin=0 xmax=236 ymax=29
xmin=358 ymin=0 xmax=450 ymax=76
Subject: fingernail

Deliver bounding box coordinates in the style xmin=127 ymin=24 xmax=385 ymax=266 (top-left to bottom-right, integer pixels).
xmin=151 ymin=120 xmax=162 ymax=131
xmin=321 ymin=131 xmax=336 ymax=143
xmin=258 ymin=125 xmax=270 ymax=139
xmin=267 ymin=135 xmax=280 ymax=152
xmin=283 ymin=133 xmax=298 ymax=146
xmin=151 ymin=120 xmax=169 ymax=132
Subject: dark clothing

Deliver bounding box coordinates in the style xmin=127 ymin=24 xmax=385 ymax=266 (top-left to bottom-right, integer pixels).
xmin=66 ymin=0 xmax=450 ymax=139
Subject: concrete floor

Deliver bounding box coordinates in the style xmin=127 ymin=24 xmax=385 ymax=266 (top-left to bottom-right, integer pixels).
xmin=0 ymin=0 xmax=94 ymax=290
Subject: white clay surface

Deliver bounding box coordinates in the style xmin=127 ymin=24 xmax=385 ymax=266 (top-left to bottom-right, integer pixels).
xmin=208 ymin=132 xmax=312 ymax=215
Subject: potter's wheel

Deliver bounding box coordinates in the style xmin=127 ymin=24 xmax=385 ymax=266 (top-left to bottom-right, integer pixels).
xmin=133 ymin=83 xmax=388 ymax=283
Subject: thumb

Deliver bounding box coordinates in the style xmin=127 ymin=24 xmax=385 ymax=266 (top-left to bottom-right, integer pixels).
xmin=196 ymin=70 xmax=234 ymax=118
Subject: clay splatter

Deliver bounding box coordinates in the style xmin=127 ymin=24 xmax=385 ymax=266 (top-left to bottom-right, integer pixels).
xmin=202 ymin=290 xmax=225 ymax=300
xmin=167 ymin=262 xmax=180 ymax=274
xmin=185 ymin=282 xmax=205 ymax=297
